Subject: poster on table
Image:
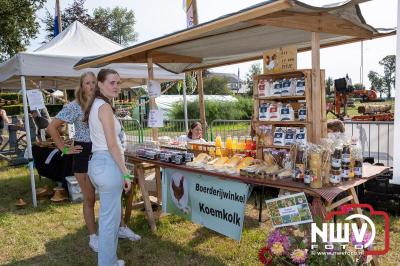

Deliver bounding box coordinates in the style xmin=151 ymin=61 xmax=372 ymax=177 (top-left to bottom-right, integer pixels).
xmin=148 ymin=109 xmax=164 ymax=128
xmin=26 ymin=89 xmax=45 ymax=110
xmin=148 ymin=80 xmax=161 ymax=97
xmin=162 ymin=168 xmax=250 ymax=241
xmin=265 ymin=192 xmax=313 ymax=228
xmin=263 ymin=45 xmax=297 ymax=74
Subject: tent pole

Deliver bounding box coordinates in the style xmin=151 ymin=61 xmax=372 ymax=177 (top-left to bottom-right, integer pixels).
xmin=392 ymin=2 xmax=400 ymax=184
xmin=21 ymin=76 xmax=37 ymax=207
xmin=183 ymin=73 xmax=189 ymax=132
xmin=311 ymin=32 xmax=322 ymax=144
xmin=147 ymin=57 xmax=158 ymax=141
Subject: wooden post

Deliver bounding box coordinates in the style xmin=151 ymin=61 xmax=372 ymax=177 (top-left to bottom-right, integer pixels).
xmin=311 ymin=32 xmax=322 ymax=144
xmin=197 ymin=71 xmax=206 ymax=133
xmin=147 ymin=57 xmax=158 ymax=140
xmin=155 ymin=167 xmax=162 ymax=205
xmin=135 ymin=164 xmax=157 ymax=232
xmin=191 ymin=0 xmax=207 ymax=135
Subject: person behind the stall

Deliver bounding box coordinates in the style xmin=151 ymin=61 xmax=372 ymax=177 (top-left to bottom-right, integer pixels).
xmin=327 ymin=119 xmax=345 ymax=133
xmin=0 ymin=107 xmax=10 ymax=145
xmin=47 ymin=72 xmax=99 ymax=251
xmin=84 ymin=68 xmax=139 ymax=266
xmin=178 ymin=121 xmax=207 ymax=142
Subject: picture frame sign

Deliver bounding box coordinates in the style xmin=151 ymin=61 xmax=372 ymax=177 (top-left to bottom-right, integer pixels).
xmin=263 ymin=46 xmax=297 ymax=74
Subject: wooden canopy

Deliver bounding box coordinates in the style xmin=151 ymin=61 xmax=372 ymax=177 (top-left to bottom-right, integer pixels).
xmin=74 ymin=0 xmax=394 ymax=73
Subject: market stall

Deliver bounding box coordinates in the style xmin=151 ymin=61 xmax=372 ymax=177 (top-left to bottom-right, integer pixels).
xmin=74 ymin=1 xmax=394 ymax=264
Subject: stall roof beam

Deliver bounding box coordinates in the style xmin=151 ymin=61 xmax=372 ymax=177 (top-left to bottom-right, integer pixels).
xmin=108 ymin=51 xmax=202 ymax=64
xmin=74 ymin=0 xmax=395 ymax=73
xmin=249 ymin=11 xmax=374 ymax=38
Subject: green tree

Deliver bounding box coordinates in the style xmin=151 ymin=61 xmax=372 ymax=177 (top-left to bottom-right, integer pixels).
xmin=368 ymin=71 xmax=384 ymax=98
xmin=379 ymin=55 xmax=395 ymax=99
xmin=202 ymin=76 xmax=231 ymax=95
xmin=0 ymin=0 xmax=46 ymax=62
xmin=325 ymin=77 xmax=333 ymax=96
xmin=245 ymin=63 xmax=262 ymax=95
xmin=43 ymin=0 xmax=137 ymax=45
xmin=353 ymin=83 xmax=365 ymax=90
xmin=90 ymin=7 xmax=137 ymax=45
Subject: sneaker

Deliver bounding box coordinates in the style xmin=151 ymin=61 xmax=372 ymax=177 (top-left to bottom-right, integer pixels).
xmin=118 ymin=226 xmax=141 ymax=241
xmin=114 ymin=259 xmax=125 ymax=266
xmin=89 ymin=235 xmax=99 ymax=253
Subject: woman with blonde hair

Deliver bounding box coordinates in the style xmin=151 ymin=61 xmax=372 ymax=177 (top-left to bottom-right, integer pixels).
xmin=84 ymin=68 xmax=138 ymax=266
xmin=47 ymin=72 xmax=99 ymax=251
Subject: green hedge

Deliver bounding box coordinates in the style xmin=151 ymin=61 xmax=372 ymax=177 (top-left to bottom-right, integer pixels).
xmin=0 ymin=93 xmax=20 ymax=101
xmin=2 ymin=105 xmax=23 ymax=115
xmin=2 ymin=104 xmax=64 ymax=116
xmin=169 ymin=96 xmax=253 ymax=121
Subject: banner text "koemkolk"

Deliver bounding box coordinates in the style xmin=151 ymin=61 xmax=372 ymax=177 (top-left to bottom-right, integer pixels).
xmin=199 ymin=202 xmax=241 ymax=226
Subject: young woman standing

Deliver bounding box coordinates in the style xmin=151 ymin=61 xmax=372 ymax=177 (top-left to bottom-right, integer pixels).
xmin=84 ymin=69 xmax=137 ymax=266
xmin=47 ymin=72 xmax=99 ymax=251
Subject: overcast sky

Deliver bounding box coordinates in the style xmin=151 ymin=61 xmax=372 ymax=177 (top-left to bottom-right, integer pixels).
xmin=29 ymin=0 xmax=397 ymax=89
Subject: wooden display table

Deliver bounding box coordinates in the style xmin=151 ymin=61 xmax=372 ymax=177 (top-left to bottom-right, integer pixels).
xmin=124 ymin=153 xmax=389 ymax=227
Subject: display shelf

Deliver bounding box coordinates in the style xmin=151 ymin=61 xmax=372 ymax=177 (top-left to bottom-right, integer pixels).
xmin=256 ymin=121 xmax=308 ymax=126
xmin=256 ymin=95 xmax=306 ymax=101
xmin=253 ymin=69 xmax=326 ymax=159
xmin=258 ymin=145 xmax=292 ymax=149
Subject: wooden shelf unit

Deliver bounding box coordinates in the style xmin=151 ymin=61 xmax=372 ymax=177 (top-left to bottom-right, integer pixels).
xmin=258 ymin=145 xmax=292 ymax=150
xmin=257 ymin=95 xmax=306 ymax=101
xmin=253 ymin=69 xmax=326 ymax=159
xmin=256 ymin=121 xmax=308 ymax=126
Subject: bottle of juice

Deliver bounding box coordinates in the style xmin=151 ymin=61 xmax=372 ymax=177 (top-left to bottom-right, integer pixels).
xmin=215 ymin=147 xmax=222 ymax=157
xmin=245 ymin=136 xmax=252 ymax=150
xmin=232 ymin=137 xmax=238 ymax=153
xmin=215 ymin=135 xmax=222 ymax=148
xmin=225 ymin=135 xmax=233 ymax=157
xmin=225 ymin=135 xmax=233 ymax=150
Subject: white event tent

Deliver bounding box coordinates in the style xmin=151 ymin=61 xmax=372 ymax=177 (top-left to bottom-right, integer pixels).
xmin=0 ymin=21 xmax=184 ymax=207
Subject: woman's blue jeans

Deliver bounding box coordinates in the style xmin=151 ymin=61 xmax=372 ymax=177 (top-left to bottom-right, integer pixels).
xmin=88 ymin=150 xmax=123 ymax=266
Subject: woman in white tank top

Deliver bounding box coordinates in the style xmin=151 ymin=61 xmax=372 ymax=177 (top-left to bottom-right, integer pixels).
xmin=84 ymin=69 xmax=139 ymax=266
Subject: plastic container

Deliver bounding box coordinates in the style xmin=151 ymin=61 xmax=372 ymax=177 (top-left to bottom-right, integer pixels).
xmin=66 ymin=176 xmax=83 ymax=202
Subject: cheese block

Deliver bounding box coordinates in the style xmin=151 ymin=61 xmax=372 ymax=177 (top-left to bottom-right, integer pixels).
xmin=225 ymin=155 xmax=243 ymax=167
xmin=213 ymin=157 xmax=229 ymax=167
xmin=193 ymin=153 xmax=209 ymax=163
xmin=236 ymin=157 xmax=254 ymax=171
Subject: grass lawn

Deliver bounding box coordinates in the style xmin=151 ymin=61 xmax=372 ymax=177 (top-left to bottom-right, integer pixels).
xmin=1 ymin=163 xmax=399 ymax=265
